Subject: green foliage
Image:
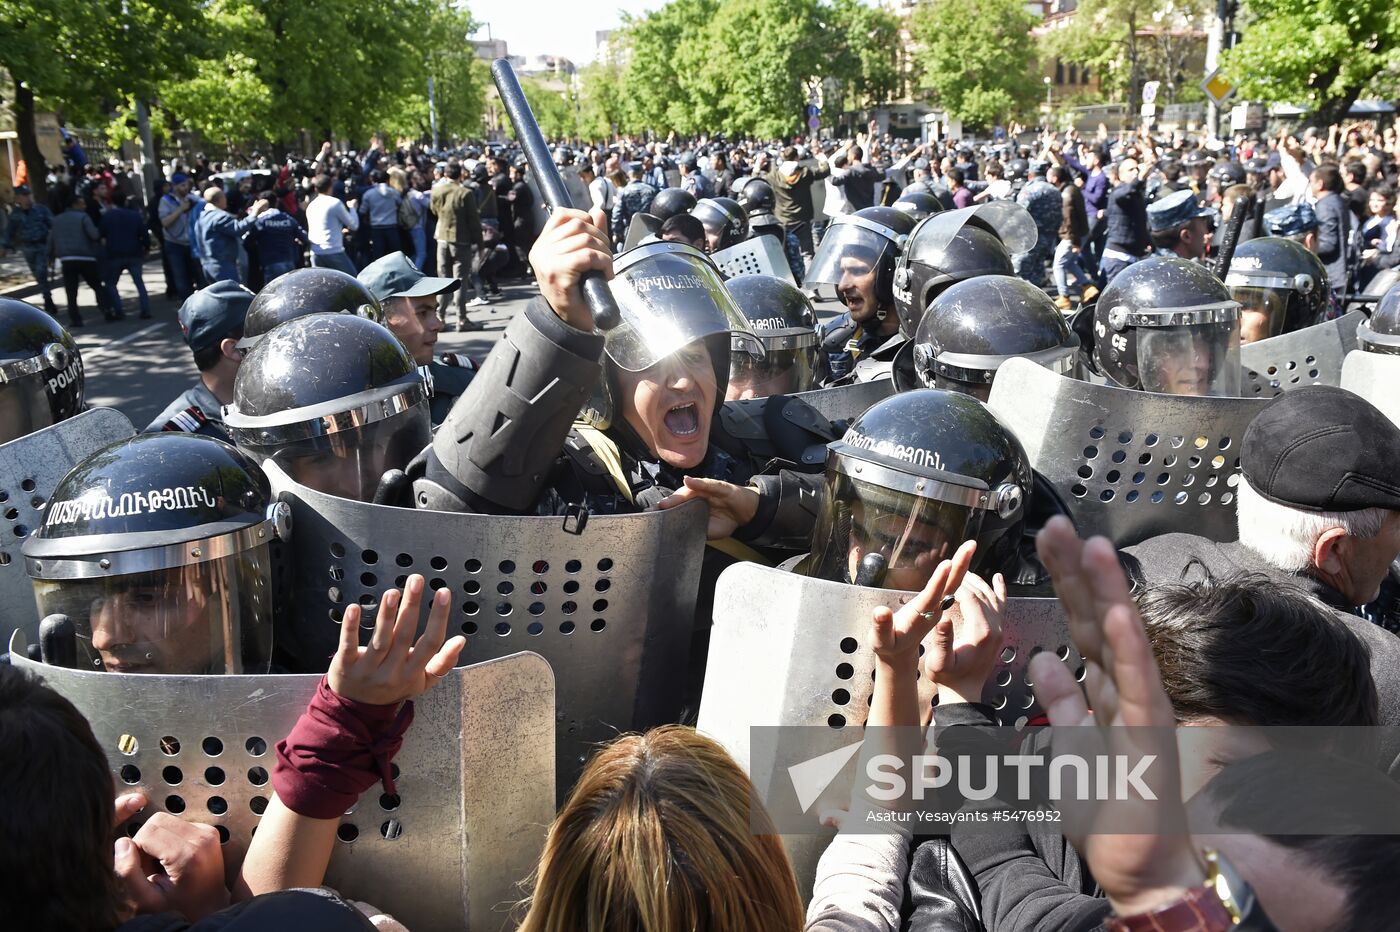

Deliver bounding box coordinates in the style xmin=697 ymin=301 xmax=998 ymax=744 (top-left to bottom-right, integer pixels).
xmin=1223 ymin=0 xmax=1400 ymax=124
xmin=578 ymin=60 xmax=627 ymax=141
xmin=513 ymin=76 xmax=576 ymax=141
xmin=606 ymin=0 xmax=898 ymax=138
xmin=909 ymin=0 xmax=1041 ymax=128
xmin=1044 ymin=0 xmax=1210 ymax=111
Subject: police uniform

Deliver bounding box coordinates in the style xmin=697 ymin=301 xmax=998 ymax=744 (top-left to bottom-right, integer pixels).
xmin=426 ymin=352 xmax=477 ymax=425
xmin=145 ymin=381 xmax=231 ymax=442
xmin=610 ymin=172 xmax=658 ymax=246
xmin=817 ymin=312 xmax=898 ymax=384
xmin=1146 ymin=188 xmax=1218 ymax=263
xmin=1012 ymin=173 xmax=1061 ymax=287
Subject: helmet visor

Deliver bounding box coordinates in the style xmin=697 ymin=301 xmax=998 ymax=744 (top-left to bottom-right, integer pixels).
xmin=607 ymin=243 xmax=764 ymax=372
xmin=248 ymin=402 xmax=431 ymax=502
xmin=805 ymin=471 xmax=984 ymax=592
xmin=1137 ymin=321 xmax=1242 ymax=396
xmin=726 ymin=343 xmax=816 ymax=400
xmin=906 ymin=201 xmax=1039 ymax=261
xmin=802 ymin=221 xmax=898 ymax=290
xmin=32 ymin=551 xmax=274 ymax=675
xmin=1228 ymin=284 xmax=1289 ymax=344
xmin=0 ymin=371 xmax=57 ymax=444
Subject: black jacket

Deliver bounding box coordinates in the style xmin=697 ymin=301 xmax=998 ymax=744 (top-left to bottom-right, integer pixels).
xmin=1104 ymin=179 xmax=1149 ymax=255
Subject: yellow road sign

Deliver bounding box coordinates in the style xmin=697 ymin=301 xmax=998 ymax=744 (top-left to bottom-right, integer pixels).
xmin=1201 ymin=70 xmax=1236 ymax=106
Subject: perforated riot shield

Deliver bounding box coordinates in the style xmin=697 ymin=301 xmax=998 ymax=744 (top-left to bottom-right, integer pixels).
xmin=265 ymin=462 xmax=708 ymax=799
xmin=987 ymin=357 xmax=1268 ymax=547
xmin=1240 ymin=311 xmax=1362 ymax=397
xmin=1341 ymin=350 xmax=1400 ymax=427
xmin=711 ymin=236 xmax=798 ymax=285
xmin=0 ymin=407 xmax=135 ymax=652
xmin=696 ymin=561 xmax=1076 ymax=900
xmin=11 ymin=636 xmax=553 ymax=932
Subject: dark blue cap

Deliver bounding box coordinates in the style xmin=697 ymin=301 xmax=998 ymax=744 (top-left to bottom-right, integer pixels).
xmin=1147 ymin=189 xmax=1217 ymax=232
xmin=178 ymin=281 xmax=253 ymax=352
xmin=1264 ymin=201 xmax=1318 ymax=237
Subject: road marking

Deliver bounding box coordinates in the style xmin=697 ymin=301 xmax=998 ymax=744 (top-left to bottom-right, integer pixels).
xmin=80 ymin=322 xmax=167 ymax=361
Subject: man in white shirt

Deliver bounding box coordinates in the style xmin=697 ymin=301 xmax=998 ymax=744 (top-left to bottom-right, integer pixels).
xmin=305 ymin=174 xmax=360 ymax=275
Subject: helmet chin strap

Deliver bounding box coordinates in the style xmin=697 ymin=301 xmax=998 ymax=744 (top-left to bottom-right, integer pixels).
xmin=875 ymin=307 xmax=887 ymax=322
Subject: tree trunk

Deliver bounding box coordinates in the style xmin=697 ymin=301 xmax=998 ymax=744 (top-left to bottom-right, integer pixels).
xmin=1126 ymin=11 xmax=1140 ymax=120
xmin=1309 ymin=87 xmax=1364 ymax=130
xmin=13 ymin=76 xmax=49 ymax=201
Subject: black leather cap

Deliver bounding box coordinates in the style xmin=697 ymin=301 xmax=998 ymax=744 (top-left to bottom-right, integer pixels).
xmin=1241 ymin=386 xmax=1400 ymax=513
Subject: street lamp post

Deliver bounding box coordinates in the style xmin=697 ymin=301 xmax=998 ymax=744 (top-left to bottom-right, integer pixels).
xmin=1044 ymin=75 xmax=1053 ymax=126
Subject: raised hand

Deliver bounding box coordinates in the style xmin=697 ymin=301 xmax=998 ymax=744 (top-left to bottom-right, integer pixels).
xmin=871 ymin=540 xmax=977 ymax=663
xmin=1028 ymin=516 xmax=1202 ymax=918
xmin=532 ymin=207 xmax=613 ymax=331
xmin=329 ymin=575 xmax=465 ymax=706
xmin=925 ymin=571 xmax=1007 ymax=705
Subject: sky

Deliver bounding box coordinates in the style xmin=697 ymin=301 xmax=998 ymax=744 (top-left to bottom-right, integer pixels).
xmin=468 ymin=0 xmax=672 ymax=67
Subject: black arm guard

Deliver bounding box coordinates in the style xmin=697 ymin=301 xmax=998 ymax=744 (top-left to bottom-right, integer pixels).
xmin=716 ymin=394 xmax=839 ymax=473
xmin=734 ymin=470 xmax=823 ymax=550
xmin=413 ymin=297 xmax=604 ymax=513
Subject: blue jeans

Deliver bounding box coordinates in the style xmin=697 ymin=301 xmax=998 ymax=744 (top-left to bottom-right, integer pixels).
xmin=409 ymin=226 xmax=428 ymax=269
xmin=311 ymin=250 xmax=357 ymax=275
xmin=263 ymin=260 xmax=295 ymax=282
xmin=1052 ymin=240 xmax=1093 ymax=298
xmin=103 ymin=256 xmax=150 ymax=316
xmin=1100 ymin=253 xmax=1137 ymax=286
xmin=783 ymin=231 xmax=806 ymax=281
xmin=166 ymin=243 xmax=200 ymax=300
xmin=201 ymin=258 xmax=239 ymax=284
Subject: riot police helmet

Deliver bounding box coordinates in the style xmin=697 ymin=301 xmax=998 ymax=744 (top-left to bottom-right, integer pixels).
xmin=22 ymin=432 xmax=287 ymax=674
xmin=1092 ymin=256 xmax=1242 ymax=396
xmin=735 ymin=177 xmax=777 ymax=217
xmin=805 ymin=389 xmax=1032 ymax=589
xmin=237 ymin=267 xmax=383 ymax=351
xmin=1006 ymin=159 xmax=1029 ymax=182
xmin=803 ymin=207 xmax=917 ymax=315
xmin=1359 ymin=281 xmax=1400 ymax=355
xmin=651 ymin=187 xmax=697 ymax=223
xmin=224 ymin=313 xmax=431 ymax=501
xmin=586 ymin=242 xmax=765 ymax=458
xmin=892 ymin=191 xmax=942 ymax=222
xmin=892 ymin=201 xmax=1036 ymax=339
xmin=723 ymin=274 xmax=818 ymax=400
xmin=1224 ymin=236 xmax=1328 ymax=344
xmin=909 ymin=275 xmax=1079 ymax=400
xmin=1209 ymin=160 xmax=1247 ymax=189
xmin=0 ymin=298 xmax=83 ymax=445
xmin=692 ymin=196 xmax=749 ymax=252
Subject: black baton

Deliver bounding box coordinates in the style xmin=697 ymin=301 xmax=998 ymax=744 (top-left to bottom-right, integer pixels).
xmin=1212 ymin=191 xmax=1255 ymax=280
xmin=491 ymin=58 xmax=620 ymax=330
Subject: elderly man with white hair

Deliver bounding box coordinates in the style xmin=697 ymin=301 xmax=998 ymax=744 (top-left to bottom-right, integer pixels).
xmin=1122 ymin=385 xmax=1400 ymax=775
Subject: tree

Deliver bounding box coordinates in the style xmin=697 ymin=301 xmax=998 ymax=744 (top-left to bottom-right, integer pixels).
xmin=909 ymin=0 xmax=1040 ymax=129
xmin=1043 ymin=0 xmax=1210 ymax=117
xmin=1223 ymin=0 xmax=1400 ymax=127
xmin=514 ymin=76 xmax=575 ymax=141
xmin=616 ymin=0 xmax=720 ymax=135
xmin=578 ymin=61 xmax=626 ymax=142
xmin=0 ymin=0 xmax=204 ymax=195
xmin=823 ymin=0 xmax=904 ymax=126
xmin=698 ymin=0 xmax=826 ymax=138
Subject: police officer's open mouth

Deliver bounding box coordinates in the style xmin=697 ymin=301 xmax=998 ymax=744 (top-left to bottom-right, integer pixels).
xmin=663 ymin=403 xmax=700 ymax=436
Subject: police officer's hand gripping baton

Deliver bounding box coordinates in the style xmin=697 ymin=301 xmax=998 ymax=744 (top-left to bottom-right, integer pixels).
xmin=491 ymin=58 xmax=620 ymax=331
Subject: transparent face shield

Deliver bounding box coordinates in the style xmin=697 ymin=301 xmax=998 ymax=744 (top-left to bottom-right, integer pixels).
xmin=32 ymin=550 xmax=274 ymax=675
xmin=803 ymin=220 xmax=898 ymax=291
xmin=1137 ymin=320 xmax=1242 ymax=396
xmin=0 ymin=371 xmax=55 ymax=444
xmin=249 ymin=402 xmax=431 ymax=502
xmin=726 ymin=335 xmax=817 ymax=400
xmin=806 ymin=471 xmax=985 ymax=592
xmin=1228 ymin=284 xmax=1290 ymax=344
xmin=607 ymin=243 xmax=765 ymax=372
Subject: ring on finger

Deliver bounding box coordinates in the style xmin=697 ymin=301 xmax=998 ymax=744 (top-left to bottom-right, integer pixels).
xmin=918 ymin=595 xmax=957 ymax=621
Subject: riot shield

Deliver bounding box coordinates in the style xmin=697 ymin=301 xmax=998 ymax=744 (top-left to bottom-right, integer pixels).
xmin=623 ymin=211 xmax=661 ymax=251
xmin=696 ymin=561 xmax=1075 ymax=901
xmin=0 ymin=406 xmax=135 ymax=653
xmin=710 ymin=236 xmax=798 ymax=285
xmin=788 ymin=377 xmax=895 ymax=424
xmin=987 ymin=357 xmax=1268 ymax=548
xmin=1240 ymin=311 xmax=1362 ymax=397
xmin=11 ymin=635 xmax=553 ymax=932
xmin=1341 ymin=350 xmax=1400 ymax=427
xmin=265 ymin=462 xmax=708 ymax=800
